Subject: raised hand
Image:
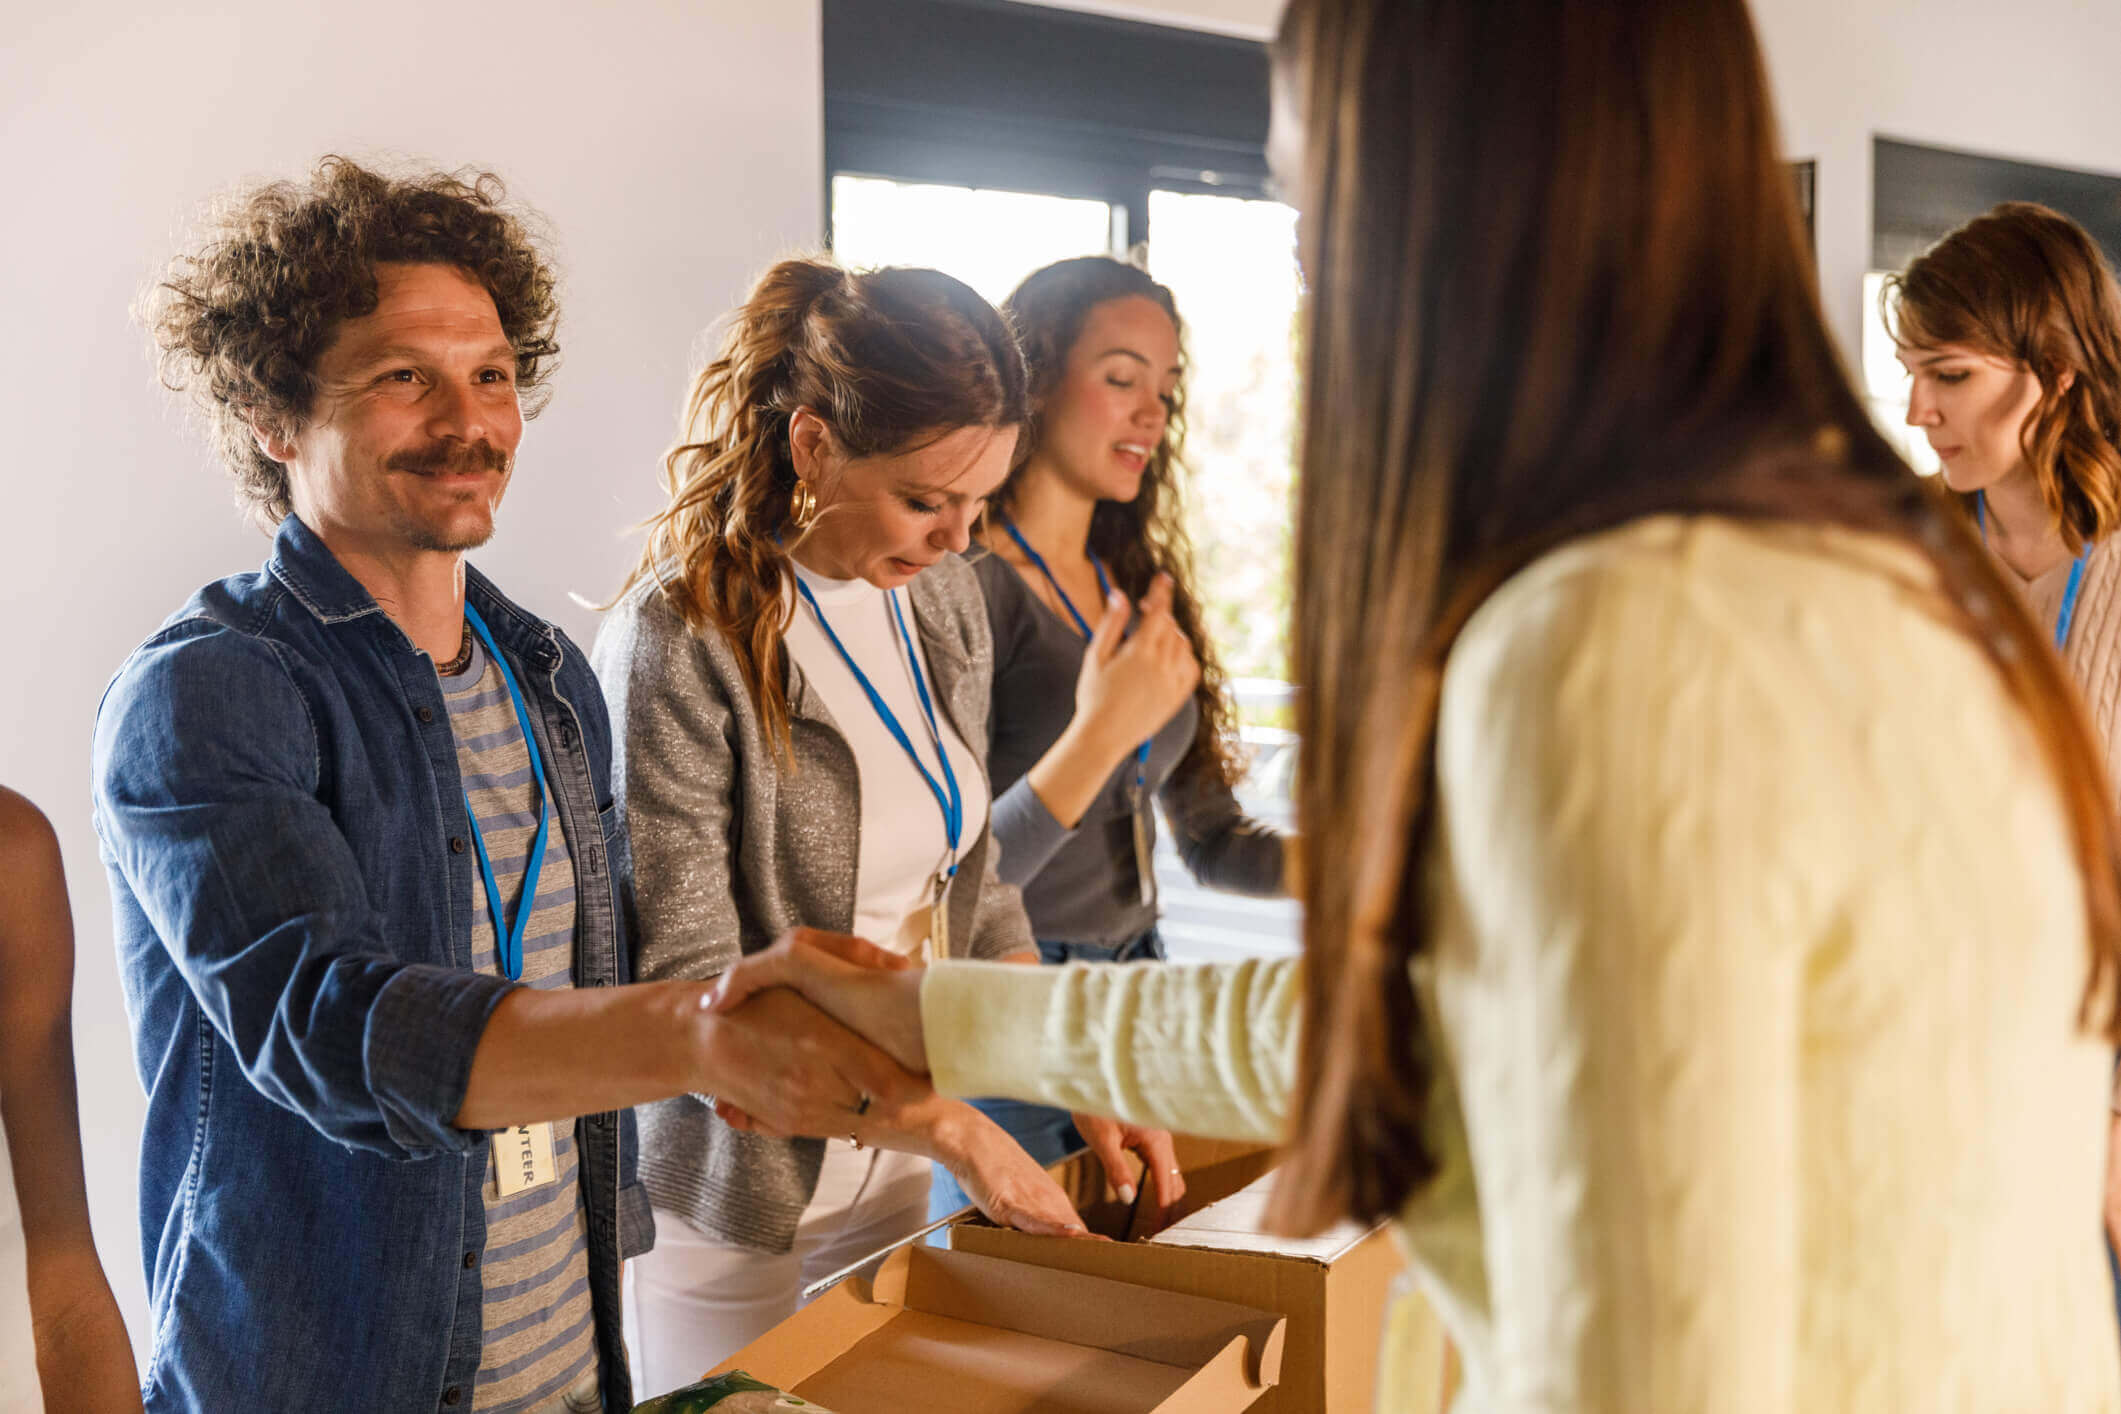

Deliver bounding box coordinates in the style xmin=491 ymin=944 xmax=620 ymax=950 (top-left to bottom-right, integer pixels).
xmin=1074 ymin=572 xmax=1201 ymax=760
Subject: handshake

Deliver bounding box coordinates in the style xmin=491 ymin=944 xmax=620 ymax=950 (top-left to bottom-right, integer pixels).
xmin=689 ymin=930 xmax=1185 ymax=1238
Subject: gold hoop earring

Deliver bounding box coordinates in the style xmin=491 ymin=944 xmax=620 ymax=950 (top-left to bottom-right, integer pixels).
xmin=789 ymin=479 xmax=818 ymax=531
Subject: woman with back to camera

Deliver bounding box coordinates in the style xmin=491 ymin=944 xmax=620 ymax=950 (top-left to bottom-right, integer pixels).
xmin=711 ymin=0 xmax=2121 ymax=1407
xmin=593 ymin=257 xmax=1143 ymax=1395
xmin=1886 ymin=199 xmax=2121 ymax=1286
xmin=927 ymin=256 xmax=1291 ymax=1222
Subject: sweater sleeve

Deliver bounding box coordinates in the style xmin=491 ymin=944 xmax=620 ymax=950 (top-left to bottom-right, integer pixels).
xmin=921 ymin=954 xmax=1299 ymax=1142
xmin=1158 ymin=762 xmax=1287 ymax=897
xmin=987 ymin=777 xmax=1073 ymax=887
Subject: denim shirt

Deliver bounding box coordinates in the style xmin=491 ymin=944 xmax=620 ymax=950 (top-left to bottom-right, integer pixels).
xmin=92 ymin=516 xmax=653 ymax=1414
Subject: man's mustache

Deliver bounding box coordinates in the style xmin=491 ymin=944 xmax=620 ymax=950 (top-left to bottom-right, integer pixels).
xmin=386 ymin=440 xmax=511 ymax=476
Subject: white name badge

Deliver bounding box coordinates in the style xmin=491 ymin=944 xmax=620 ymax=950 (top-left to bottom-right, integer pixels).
xmin=492 ymin=1121 xmax=558 ymax=1198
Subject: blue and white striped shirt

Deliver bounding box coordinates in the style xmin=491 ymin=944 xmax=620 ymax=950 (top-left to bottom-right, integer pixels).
xmin=443 ymin=638 xmax=600 ymax=1412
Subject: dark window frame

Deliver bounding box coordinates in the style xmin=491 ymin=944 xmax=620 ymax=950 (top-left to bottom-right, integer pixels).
xmin=823 ymin=0 xmax=1274 ymax=251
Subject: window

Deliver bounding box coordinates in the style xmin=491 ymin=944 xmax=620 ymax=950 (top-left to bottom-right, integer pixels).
xmin=828 ymin=176 xmax=1115 ymax=305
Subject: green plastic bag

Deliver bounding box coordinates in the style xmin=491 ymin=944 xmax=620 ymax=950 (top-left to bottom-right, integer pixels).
xmin=631 ymin=1369 xmax=834 ymax=1412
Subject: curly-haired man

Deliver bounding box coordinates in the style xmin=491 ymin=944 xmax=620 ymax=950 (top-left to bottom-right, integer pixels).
xmin=93 ymin=158 xmax=914 ymax=1413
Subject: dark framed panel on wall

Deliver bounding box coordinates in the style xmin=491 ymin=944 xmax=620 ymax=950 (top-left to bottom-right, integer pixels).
xmin=1873 ymin=136 xmax=2121 ymax=269
xmin=1791 ymin=158 xmax=1816 ymax=255
xmin=822 ymin=0 xmax=1271 ymax=249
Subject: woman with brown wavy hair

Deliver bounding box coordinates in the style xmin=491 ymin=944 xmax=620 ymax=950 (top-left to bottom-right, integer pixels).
xmin=709 ymin=0 xmax=2121 ymax=1406
xmin=1885 ymin=199 xmax=2121 ymax=1287
xmin=925 ymin=256 xmax=1289 ymax=1222
xmin=590 ymin=257 xmax=1099 ymax=1395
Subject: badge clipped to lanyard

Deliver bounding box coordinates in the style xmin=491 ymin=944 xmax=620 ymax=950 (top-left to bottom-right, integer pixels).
xmin=1000 ymin=515 xmax=1158 ymax=908
xmin=1977 ymin=491 xmax=2092 ymax=651
xmin=459 ymin=603 xmax=561 ymax=1195
xmin=795 ymin=579 xmax=964 ymax=960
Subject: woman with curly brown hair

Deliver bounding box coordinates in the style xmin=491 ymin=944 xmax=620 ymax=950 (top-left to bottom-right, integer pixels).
xmin=1886 ymin=199 xmax=2121 ymax=1281
xmin=927 ymin=256 xmax=1289 ymax=1220
xmin=593 ymin=257 xmax=1137 ymax=1395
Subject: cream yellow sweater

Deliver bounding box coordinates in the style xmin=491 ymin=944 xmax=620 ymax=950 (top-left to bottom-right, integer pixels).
xmin=924 ymin=517 xmax=2119 ymax=1413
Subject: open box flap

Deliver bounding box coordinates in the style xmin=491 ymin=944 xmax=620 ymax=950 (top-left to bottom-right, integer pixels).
xmin=1147 ymin=1170 xmax=1381 ymax=1265
xmin=878 ymin=1246 xmax=1287 ymax=1388
xmin=715 ymin=1244 xmax=1288 ymax=1409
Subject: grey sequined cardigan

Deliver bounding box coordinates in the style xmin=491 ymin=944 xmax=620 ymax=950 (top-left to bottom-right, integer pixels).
xmin=589 ymin=552 xmax=1035 ymax=1252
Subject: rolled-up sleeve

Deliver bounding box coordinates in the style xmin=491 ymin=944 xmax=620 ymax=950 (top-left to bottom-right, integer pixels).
xmin=93 ymin=624 xmax=512 ymax=1158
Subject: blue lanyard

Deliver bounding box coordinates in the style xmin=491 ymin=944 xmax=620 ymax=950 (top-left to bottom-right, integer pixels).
xmin=997 ymin=514 xmax=1153 ymax=793
xmin=1977 ymin=491 xmax=2092 ymax=651
xmin=793 ymin=580 xmax=964 ymax=876
xmin=459 ymin=603 xmax=551 ymax=982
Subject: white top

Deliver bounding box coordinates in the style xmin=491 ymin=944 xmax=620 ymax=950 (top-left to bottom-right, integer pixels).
xmin=787 ymin=563 xmax=990 ymax=954
xmin=0 ymin=1122 xmax=41 ymax=1412
xmin=923 ymin=516 xmax=2120 ymax=1413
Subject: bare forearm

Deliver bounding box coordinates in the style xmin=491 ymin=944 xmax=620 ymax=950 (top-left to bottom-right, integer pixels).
xmin=454 ymin=980 xmax=710 ymax=1130
xmin=30 ymin=1249 xmax=140 ymax=1414
xmin=1023 ymin=717 xmax=1133 ymax=830
xmin=859 ymin=1087 xmax=981 ymax=1163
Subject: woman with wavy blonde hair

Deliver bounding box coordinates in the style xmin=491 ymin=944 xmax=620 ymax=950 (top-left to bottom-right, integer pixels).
xmin=593 ymin=257 xmax=1107 ymax=1394
xmin=1887 ymin=200 xmax=2121 ymax=1287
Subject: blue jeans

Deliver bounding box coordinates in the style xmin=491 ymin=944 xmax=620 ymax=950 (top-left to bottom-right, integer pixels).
xmin=928 ymin=930 xmax=1166 ymax=1230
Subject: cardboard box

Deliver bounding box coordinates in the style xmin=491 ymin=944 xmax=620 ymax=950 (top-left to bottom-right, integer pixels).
xmin=708 ymin=1243 xmax=1288 ymax=1412
xmin=949 ymin=1141 xmax=1443 ymax=1413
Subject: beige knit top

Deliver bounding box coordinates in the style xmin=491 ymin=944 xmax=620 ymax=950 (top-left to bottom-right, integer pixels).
xmin=2009 ymin=535 xmax=2121 ymax=797
xmin=925 ymin=516 xmax=2119 ymax=1413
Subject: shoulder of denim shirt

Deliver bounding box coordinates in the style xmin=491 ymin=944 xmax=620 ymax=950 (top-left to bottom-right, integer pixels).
xmin=99 ymin=561 xmax=298 ymax=693
xmin=92 ymin=575 xmax=325 ymax=796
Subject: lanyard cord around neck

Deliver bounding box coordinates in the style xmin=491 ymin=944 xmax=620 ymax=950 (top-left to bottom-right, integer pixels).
xmin=793 ymin=578 xmax=964 ymax=877
xmin=459 ymin=602 xmax=550 ymax=982
xmin=996 ymin=513 xmax=1153 ymax=795
xmin=1977 ymin=490 xmax=2092 ymax=651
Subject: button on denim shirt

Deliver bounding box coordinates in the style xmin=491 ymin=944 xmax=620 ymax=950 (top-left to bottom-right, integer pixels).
xmin=92 ymin=517 xmax=654 ymax=1414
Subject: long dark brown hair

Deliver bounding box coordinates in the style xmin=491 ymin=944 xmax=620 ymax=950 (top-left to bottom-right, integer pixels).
xmin=1882 ymin=202 xmax=2121 ymax=552
xmin=994 ymin=256 xmax=1243 ymax=792
xmin=1269 ymin=0 xmax=2121 ymax=1235
xmin=616 ymin=258 xmax=1027 ymax=756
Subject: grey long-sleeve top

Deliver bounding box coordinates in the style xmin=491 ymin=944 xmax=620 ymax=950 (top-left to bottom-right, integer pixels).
xmin=590 ymin=552 xmax=1034 ymax=1252
xmin=973 ymin=550 xmax=1285 ymax=949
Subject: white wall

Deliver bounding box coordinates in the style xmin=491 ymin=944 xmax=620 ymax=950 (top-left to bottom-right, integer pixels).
xmin=0 ymin=1 xmax=824 ymax=1352
xmin=1751 ymin=0 xmax=2121 ymax=360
